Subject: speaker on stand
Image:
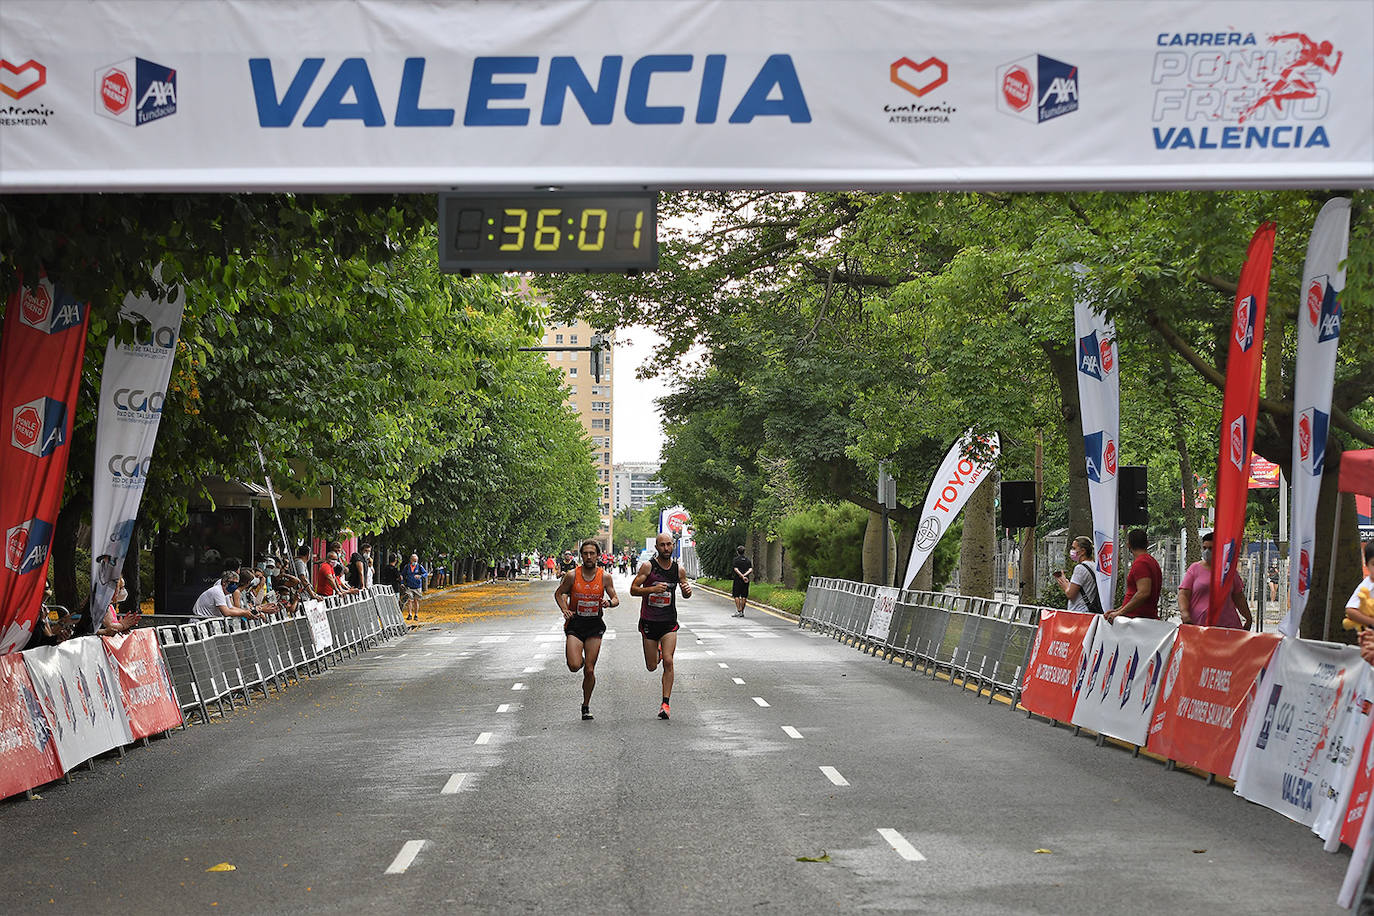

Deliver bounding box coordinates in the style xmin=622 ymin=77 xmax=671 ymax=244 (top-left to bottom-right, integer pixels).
xmin=1118 ymin=466 xmax=1149 ymax=526
xmin=1001 ymin=481 xmax=1038 ymax=529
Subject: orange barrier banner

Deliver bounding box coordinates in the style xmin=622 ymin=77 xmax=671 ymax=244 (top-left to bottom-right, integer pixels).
xmin=101 ymin=630 xmax=182 ymax=740
xmin=0 ymin=651 xmax=62 ymax=799
xmin=1020 ymin=609 xmax=1098 ymax=723
xmin=1146 ymin=627 xmax=1280 ymax=776
xmin=1341 ymin=723 xmax=1374 ymax=848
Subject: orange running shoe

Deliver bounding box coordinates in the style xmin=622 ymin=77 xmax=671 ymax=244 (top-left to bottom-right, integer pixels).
xmin=658 ymin=701 xmax=670 ymax=720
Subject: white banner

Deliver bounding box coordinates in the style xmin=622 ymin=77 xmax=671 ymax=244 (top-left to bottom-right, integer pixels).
xmin=901 ymin=431 xmax=1000 ymax=589
xmin=22 ymin=637 xmax=132 ymax=770
xmin=866 ymin=587 xmax=899 ymax=641
xmin=1 ymin=2 xmax=1371 ymax=192
xmin=1232 ymin=638 xmax=1374 ymax=847
xmin=304 ymin=601 xmax=333 ymax=652
xmin=1279 ymin=198 xmax=1350 ymax=637
xmin=1070 ymin=617 xmax=1177 ymax=745
xmin=1074 ymin=296 xmax=1120 ymax=605
xmin=88 ymin=277 xmax=184 ymax=619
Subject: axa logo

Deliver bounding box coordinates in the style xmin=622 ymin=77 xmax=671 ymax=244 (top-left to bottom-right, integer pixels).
xmin=1078 ymin=329 xmax=1107 ymax=380
xmin=16 ymin=281 xmax=85 ymax=335
xmin=890 ymin=56 xmax=948 ymax=97
xmin=5 ymin=518 xmax=53 ymax=574
xmin=1229 ymin=415 xmax=1248 ymax=471
xmin=1084 ymin=430 xmax=1116 ymax=483
xmin=1118 ymin=648 xmax=1140 ymax=709
xmin=1234 ymin=294 xmax=1258 ymax=351
xmin=249 ymin=54 xmax=811 ymax=128
xmin=997 ymin=53 xmax=1078 ymax=123
xmin=1257 ymin=683 xmax=1283 ymax=749
xmin=1098 ymin=646 xmax=1120 ymax=702
xmin=1305 ymin=275 xmax=1341 ymax=343
xmin=1300 ymin=407 xmax=1329 ymax=476
xmin=0 ymin=58 xmax=46 ymax=99
xmin=96 ymin=57 xmax=177 ymax=126
xmin=11 ymin=396 xmax=66 ymax=458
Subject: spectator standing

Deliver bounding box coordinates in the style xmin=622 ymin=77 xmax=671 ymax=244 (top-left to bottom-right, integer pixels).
xmin=1107 ymin=529 xmax=1163 ymax=621
xmin=1052 ymin=536 xmax=1103 ymax=614
xmin=1267 ymin=562 xmax=1282 ymax=603
xmin=401 ymin=553 xmax=428 ymax=621
xmin=1177 ymin=530 xmax=1252 ymax=629
xmin=730 ymin=545 xmax=753 ymax=618
xmin=1344 ymin=541 xmax=1374 ymax=630
xmin=348 ymin=543 xmax=370 ymax=590
xmin=292 ymin=546 xmax=320 ymax=599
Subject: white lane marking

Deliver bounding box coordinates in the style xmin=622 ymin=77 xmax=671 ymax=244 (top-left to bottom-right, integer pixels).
xmin=718 ymin=663 xmax=729 ymax=668
xmin=732 ymin=677 xmax=746 ymax=685
xmin=877 ymin=828 xmax=926 ymax=861
xmin=535 ymin=634 xmax=563 ymax=642
xmin=481 ymin=634 xmax=512 ymax=643
xmin=523 ymin=667 xmax=539 ymax=673
xmin=603 ymin=631 xmax=617 ymax=640
xmin=746 ymin=632 xmax=780 ymax=639
xmin=384 ymin=840 xmax=426 ymax=874
xmin=705 ymin=650 xmax=716 ymax=656
xmin=819 ymin=766 xmax=849 ymax=786
xmin=497 ymin=704 xmax=511 ymax=712
xmin=752 ymin=697 xmax=770 ymax=707
xmin=534 ymin=653 xmax=549 ymax=659
xmin=441 ymin=773 xmax=470 ymax=794
xmin=430 ymin=636 xmax=457 ymax=645
xmin=782 ymin=726 xmax=803 ymax=739
xmin=475 ymin=732 xmax=492 ymax=745
xmin=512 ymin=683 xmax=525 ymax=690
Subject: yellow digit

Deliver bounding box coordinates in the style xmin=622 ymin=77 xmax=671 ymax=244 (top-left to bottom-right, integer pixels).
xmin=499 ymin=209 xmax=527 ymax=250
xmin=578 ymin=209 xmax=607 ymax=251
xmin=632 ymin=210 xmax=644 ymax=249
xmin=534 ymin=209 xmax=561 ymax=251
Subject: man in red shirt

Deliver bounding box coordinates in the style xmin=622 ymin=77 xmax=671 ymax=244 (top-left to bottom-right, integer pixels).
xmin=1107 ymin=529 xmax=1163 ymax=621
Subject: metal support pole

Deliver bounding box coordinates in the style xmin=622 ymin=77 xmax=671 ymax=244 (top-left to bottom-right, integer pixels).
xmin=1322 ymin=496 xmax=1344 ymax=640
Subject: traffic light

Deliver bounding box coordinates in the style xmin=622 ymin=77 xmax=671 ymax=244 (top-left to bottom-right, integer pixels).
xmin=591 ymin=333 xmax=606 ymax=382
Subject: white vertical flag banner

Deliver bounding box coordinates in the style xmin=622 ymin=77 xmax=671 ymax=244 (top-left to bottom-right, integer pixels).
xmin=88 ymin=276 xmax=184 ymax=619
xmin=1074 ymin=298 xmax=1120 ymax=606
xmin=1279 ymin=198 xmax=1349 ymax=638
xmin=901 ymin=431 xmax=999 ymax=589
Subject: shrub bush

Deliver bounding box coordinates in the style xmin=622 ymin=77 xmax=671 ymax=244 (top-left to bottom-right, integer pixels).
xmin=777 ymin=502 xmax=866 ymax=590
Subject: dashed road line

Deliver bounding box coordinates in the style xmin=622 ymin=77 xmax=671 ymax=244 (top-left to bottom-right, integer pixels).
xmin=384 ymin=840 xmax=426 ymax=874
xmin=819 ymin=766 xmax=849 ymax=786
xmin=512 ymin=683 xmax=526 ymax=691
xmin=752 ymin=697 xmax=770 ymax=707
xmin=877 ymin=828 xmax=926 ymax=861
xmin=497 ymin=704 xmax=511 ymax=712
xmin=441 ymin=773 xmax=470 ymax=794
xmin=718 ymin=663 xmax=729 ymax=668
xmin=523 ymin=666 xmax=539 ymax=673
xmin=475 ymin=732 xmax=493 ymax=745
xmin=732 ymin=677 xmax=746 ymax=685
xmin=781 ymin=726 xmax=803 ymax=739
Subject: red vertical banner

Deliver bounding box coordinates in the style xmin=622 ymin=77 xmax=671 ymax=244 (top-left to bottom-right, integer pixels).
xmin=0 ymin=276 xmax=90 ymax=654
xmin=1209 ymin=223 xmax=1275 ymax=627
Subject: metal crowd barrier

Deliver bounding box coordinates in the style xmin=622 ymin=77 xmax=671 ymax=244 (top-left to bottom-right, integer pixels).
xmin=150 ymin=586 xmax=405 ymax=724
xmin=799 ymin=578 xmax=1052 ymax=706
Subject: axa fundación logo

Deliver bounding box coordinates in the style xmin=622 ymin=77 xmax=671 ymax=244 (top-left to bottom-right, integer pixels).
xmin=996 ymin=54 xmax=1078 ymax=123
xmin=96 ymin=57 xmax=177 ymax=126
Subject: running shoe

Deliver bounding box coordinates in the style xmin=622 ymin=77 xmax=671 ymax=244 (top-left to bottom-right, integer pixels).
xmin=581 ymin=706 xmax=594 ymax=721
xmin=658 ymin=701 xmax=670 ymax=720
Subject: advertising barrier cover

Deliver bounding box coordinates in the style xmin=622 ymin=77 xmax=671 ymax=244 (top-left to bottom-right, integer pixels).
xmin=865 ymin=588 xmax=898 ymax=641
xmin=1232 ymin=639 xmax=1374 ymax=847
xmin=1073 ymin=296 xmax=1120 ymax=605
xmin=1020 ymin=609 xmax=1098 ymax=723
xmin=1146 ymin=627 xmax=1281 ymax=775
xmin=100 ymin=630 xmax=182 ymax=740
xmin=1340 ymin=722 xmax=1374 ymax=849
xmin=0 ymin=651 xmax=62 ymax=799
xmin=23 ymin=638 xmax=132 ymax=770
xmin=304 ymin=600 xmax=333 ymax=653
xmin=1070 ymin=617 xmax=1178 ymax=746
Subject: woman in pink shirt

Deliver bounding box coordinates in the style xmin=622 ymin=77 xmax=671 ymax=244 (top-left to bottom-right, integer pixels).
xmin=1178 ymin=530 xmax=1252 ymax=629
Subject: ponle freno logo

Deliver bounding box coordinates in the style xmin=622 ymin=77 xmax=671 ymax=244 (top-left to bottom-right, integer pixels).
xmin=95 ymin=57 xmax=177 ymax=126
xmin=11 ymin=396 xmax=67 ymax=458
xmin=996 ymin=53 xmax=1078 ymax=123
xmin=20 ymin=285 xmax=50 ymax=326
xmin=17 ymin=281 xmax=85 ymax=335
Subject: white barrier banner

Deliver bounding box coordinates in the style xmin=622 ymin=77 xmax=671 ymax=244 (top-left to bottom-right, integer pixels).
xmin=865 ymin=587 xmax=899 ymax=641
xmin=1 ymin=2 xmax=1371 ymax=192
xmin=22 ymin=637 xmax=132 ymax=770
xmin=901 ymin=431 xmax=999 ymax=589
xmin=1279 ymin=197 xmax=1350 ymax=637
xmin=304 ymin=600 xmax=333 ymax=652
xmin=1073 ymin=296 xmax=1119 ymax=604
xmin=1233 ymin=639 xmax=1374 ymax=847
xmin=1070 ymin=617 xmax=1177 ymax=746
xmin=88 ymin=276 xmax=184 ymax=619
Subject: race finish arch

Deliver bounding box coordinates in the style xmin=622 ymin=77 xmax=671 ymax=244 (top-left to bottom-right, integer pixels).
xmin=2 ymin=0 xmax=1372 ymax=205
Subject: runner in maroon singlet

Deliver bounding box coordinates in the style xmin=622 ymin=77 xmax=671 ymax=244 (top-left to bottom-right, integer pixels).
xmin=630 ymin=532 xmax=692 ymax=719
xmin=555 ymin=539 xmax=618 ymax=720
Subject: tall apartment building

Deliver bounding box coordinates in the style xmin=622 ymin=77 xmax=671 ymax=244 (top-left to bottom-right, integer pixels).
xmin=613 ymin=462 xmax=666 ymax=514
xmin=540 ymin=318 xmax=613 ymax=549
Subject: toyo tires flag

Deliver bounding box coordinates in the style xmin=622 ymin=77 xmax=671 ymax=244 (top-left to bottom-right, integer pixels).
xmin=1074 ymin=296 xmax=1120 ymax=607
xmin=900 ymin=430 xmax=998 ymax=589
xmin=1209 ymin=223 xmax=1275 ymax=627
xmin=1279 ymin=198 xmax=1349 ymax=637
xmin=0 ymin=276 xmax=90 ymax=655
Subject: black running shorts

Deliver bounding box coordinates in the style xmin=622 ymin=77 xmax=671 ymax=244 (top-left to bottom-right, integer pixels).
xmin=565 ymin=615 xmax=606 ymax=642
xmin=638 ymin=617 xmax=680 ymax=642
xmin=731 ymin=579 xmax=750 ymax=598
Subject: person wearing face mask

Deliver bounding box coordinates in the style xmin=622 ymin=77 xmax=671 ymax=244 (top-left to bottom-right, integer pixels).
xmin=97 ymin=576 xmax=140 ymax=636
xmin=315 ymin=551 xmax=355 ymax=598
xmin=1177 ymin=530 xmax=1252 ymax=629
xmin=1052 ymin=536 xmax=1103 ymax=615
xmin=192 ymin=570 xmax=259 ymax=619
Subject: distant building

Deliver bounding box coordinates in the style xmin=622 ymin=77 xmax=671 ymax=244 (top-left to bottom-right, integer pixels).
xmin=540 ymin=317 xmax=613 ymax=549
xmin=614 ymin=462 xmax=666 ymax=514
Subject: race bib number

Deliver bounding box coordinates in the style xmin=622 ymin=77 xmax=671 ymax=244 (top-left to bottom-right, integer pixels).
xmin=647 ymin=591 xmax=672 ymax=608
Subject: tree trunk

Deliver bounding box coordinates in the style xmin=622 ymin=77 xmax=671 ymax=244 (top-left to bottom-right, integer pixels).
xmin=894 ymin=521 xmax=916 ymax=591
xmin=52 ymin=495 xmax=88 ymax=615
xmin=123 ymin=522 xmax=142 ymax=615
xmin=1042 ymin=339 xmax=1092 ymax=542
xmin=959 ymin=477 xmax=996 ymax=598
xmin=861 ymin=510 xmax=894 ymax=586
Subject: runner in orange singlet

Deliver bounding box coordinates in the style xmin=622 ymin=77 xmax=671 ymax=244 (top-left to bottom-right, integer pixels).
xmin=555 ymin=539 xmax=619 ymax=720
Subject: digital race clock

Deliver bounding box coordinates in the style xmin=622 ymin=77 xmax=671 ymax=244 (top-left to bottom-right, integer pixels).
xmin=438 ymin=192 xmax=658 ymax=274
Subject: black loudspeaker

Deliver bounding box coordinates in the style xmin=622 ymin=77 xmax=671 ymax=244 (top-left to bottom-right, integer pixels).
xmin=1119 ymin=465 xmax=1149 ymax=525
xmin=1001 ymin=481 xmax=1038 ymax=529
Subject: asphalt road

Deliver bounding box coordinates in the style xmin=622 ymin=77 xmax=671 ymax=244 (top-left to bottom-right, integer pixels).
xmin=2 ymin=577 xmax=1354 ymax=914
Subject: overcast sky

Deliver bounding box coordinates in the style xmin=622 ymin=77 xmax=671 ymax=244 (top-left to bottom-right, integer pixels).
xmin=611 ymin=324 xmax=682 ymax=465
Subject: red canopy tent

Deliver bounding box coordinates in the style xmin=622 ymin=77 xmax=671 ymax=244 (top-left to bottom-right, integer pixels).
xmin=1323 ymin=450 xmax=1374 ymax=633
